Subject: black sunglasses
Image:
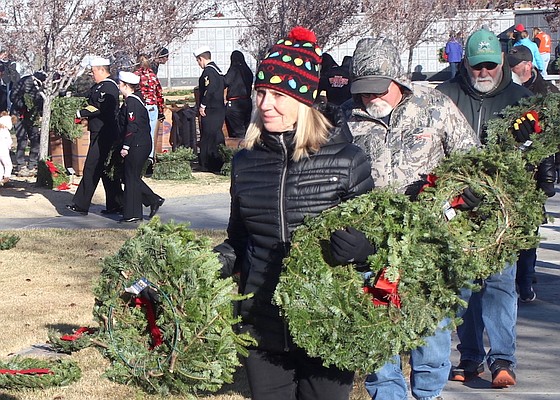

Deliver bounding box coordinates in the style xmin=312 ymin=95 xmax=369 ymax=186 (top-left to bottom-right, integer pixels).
xmin=471 ymin=62 xmax=499 ymax=71
xmin=360 ymin=89 xmax=389 ymax=99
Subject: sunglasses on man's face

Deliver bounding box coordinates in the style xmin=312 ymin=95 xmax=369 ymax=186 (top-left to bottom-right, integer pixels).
xmin=471 ymin=62 xmax=499 ymax=71
xmin=360 ymin=89 xmax=389 ymax=99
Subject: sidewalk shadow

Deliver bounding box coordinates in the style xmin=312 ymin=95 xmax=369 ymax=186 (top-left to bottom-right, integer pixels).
xmin=1 ymin=178 xmax=75 ymax=216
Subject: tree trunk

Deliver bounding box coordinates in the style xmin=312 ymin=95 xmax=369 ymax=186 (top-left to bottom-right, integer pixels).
xmin=407 ymin=46 xmax=415 ymax=78
xmin=39 ymin=95 xmax=53 ymax=160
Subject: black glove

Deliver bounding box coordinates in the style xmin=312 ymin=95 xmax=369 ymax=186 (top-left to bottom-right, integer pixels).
xmin=330 ymin=227 xmax=376 ymax=265
xmin=512 ymin=112 xmax=540 ymax=143
xmin=452 ymin=187 xmax=483 ymax=211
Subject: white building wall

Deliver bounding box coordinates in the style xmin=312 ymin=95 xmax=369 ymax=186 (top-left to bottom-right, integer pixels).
xmin=158 ymin=10 xmax=515 ymax=87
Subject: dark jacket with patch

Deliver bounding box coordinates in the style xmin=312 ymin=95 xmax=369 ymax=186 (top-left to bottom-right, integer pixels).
xmin=436 ymin=60 xmax=532 ymax=143
xmin=216 ymin=128 xmax=374 ymax=352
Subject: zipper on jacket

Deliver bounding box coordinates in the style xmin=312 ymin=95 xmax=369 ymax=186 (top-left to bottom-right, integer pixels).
xmin=297 ymin=176 xmax=339 ymax=186
xmin=279 ymin=134 xmax=290 ymax=352
xmin=279 ymin=135 xmax=289 ymax=244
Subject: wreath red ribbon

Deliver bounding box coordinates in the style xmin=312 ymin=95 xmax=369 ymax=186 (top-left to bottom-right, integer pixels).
xmin=363 ymin=268 xmax=401 ymax=308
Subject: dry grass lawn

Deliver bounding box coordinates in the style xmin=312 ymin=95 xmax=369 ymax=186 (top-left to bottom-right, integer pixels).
xmin=0 ymin=182 xmax=370 ymax=400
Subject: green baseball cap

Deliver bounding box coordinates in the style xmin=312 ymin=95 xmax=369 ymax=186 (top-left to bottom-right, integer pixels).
xmin=465 ymin=29 xmax=503 ymax=66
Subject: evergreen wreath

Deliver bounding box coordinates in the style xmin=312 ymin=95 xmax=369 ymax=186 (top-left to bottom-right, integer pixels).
xmin=418 ymin=145 xmax=546 ymax=280
xmin=48 ymin=327 xmax=97 ymax=354
xmin=93 ymin=218 xmax=255 ymax=395
xmin=0 ymin=357 xmax=81 ymax=389
xmin=36 ymin=159 xmax=70 ymax=190
xmin=486 ymin=93 xmax=560 ymax=165
xmin=152 ymin=147 xmax=196 ymax=180
xmin=274 ymin=189 xmax=471 ymax=372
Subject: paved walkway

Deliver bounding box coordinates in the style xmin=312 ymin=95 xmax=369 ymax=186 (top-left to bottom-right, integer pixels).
xmin=0 ymin=192 xmax=231 ymax=230
xmin=1 ymin=184 xmax=559 ymax=399
xmin=442 ymin=186 xmax=560 ymax=399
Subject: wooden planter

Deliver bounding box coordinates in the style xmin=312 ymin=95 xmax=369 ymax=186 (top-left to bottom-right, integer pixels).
xmin=71 ymin=124 xmax=90 ymax=176
xmin=49 ymin=132 xmax=65 ymax=167
xmin=155 ymin=106 xmax=173 ymax=154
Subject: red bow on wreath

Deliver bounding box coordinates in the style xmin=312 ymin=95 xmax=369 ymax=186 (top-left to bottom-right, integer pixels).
xmin=45 ymin=159 xmax=59 ymax=175
xmin=363 ymin=268 xmax=401 ymax=308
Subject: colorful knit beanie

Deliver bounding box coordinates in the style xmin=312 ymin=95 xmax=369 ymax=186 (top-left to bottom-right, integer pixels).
xmin=255 ymin=26 xmax=322 ymax=106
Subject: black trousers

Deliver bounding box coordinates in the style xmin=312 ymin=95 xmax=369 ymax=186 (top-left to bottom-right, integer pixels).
xmin=122 ymin=144 xmax=159 ymax=219
xmin=199 ymin=107 xmax=225 ymax=172
xmin=244 ymin=348 xmax=354 ymax=400
xmin=15 ymin=118 xmax=40 ymax=168
xmin=72 ymin=133 xmax=123 ymax=211
xmin=225 ymin=98 xmax=252 ymax=138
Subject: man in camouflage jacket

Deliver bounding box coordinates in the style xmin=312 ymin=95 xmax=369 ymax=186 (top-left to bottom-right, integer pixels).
xmin=343 ymin=37 xmax=480 ymax=400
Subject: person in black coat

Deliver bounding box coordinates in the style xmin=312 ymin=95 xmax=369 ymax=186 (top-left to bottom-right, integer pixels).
xmin=194 ymin=46 xmax=225 ymax=173
xmin=214 ymin=27 xmax=374 ymax=400
xmin=116 ymin=71 xmax=164 ymax=223
xmin=66 ymin=58 xmax=123 ymax=215
xmin=224 ymin=50 xmax=253 ymax=138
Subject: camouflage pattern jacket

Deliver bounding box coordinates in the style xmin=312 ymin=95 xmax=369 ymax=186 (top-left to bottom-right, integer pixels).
xmin=346 ymin=82 xmax=480 ymax=193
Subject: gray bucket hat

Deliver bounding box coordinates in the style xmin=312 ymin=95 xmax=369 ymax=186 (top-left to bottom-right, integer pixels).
xmin=351 ymin=36 xmax=406 ymax=94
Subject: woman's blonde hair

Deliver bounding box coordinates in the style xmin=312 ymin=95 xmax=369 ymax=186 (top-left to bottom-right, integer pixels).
xmin=243 ymin=102 xmax=332 ymax=161
xmin=137 ymin=54 xmax=151 ymax=70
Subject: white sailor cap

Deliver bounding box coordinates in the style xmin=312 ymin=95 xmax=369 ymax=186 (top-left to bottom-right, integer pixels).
xmin=118 ymin=71 xmax=140 ymax=85
xmin=89 ymin=57 xmax=110 ymax=67
xmin=193 ymin=46 xmax=211 ymax=57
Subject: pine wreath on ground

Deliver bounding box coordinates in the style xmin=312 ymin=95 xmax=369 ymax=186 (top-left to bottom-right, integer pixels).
xmin=0 ymin=357 xmax=81 ymax=389
xmin=152 ymin=147 xmax=197 ymax=180
xmin=418 ymin=145 xmax=546 ymax=280
xmin=93 ymin=218 xmax=255 ymax=396
xmin=274 ymin=189 xmax=471 ymax=372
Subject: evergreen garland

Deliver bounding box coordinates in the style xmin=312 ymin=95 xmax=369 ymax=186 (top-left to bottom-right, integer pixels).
xmin=152 ymin=148 xmax=196 ymax=180
xmin=274 ymin=189 xmax=471 ymax=372
xmin=0 ymin=357 xmax=81 ymax=389
xmin=50 ymin=97 xmax=88 ymax=141
xmin=0 ymin=233 xmax=20 ymax=250
xmin=218 ymin=144 xmax=240 ymax=177
xmin=93 ymin=218 xmax=255 ymax=395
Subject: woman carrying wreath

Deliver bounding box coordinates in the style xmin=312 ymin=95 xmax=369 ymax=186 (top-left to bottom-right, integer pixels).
xmin=213 ymin=27 xmax=374 ymax=400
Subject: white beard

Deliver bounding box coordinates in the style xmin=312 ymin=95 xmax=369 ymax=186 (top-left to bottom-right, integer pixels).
xmin=366 ymin=99 xmax=393 ymax=118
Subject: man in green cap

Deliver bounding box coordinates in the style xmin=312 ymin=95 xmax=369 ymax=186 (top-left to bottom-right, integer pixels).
xmin=437 ymin=28 xmax=533 ymax=389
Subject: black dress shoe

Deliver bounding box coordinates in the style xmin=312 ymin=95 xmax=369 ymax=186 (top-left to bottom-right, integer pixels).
xmin=66 ymin=204 xmax=88 ymax=215
xmin=101 ymin=207 xmax=123 ymax=215
xmin=149 ymin=198 xmax=165 ymax=218
xmin=118 ymin=217 xmax=142 ymax=223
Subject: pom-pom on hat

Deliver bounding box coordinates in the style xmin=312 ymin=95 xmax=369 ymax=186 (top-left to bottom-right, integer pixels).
xmin=254 ymin=26 xmax=322 ymax=106
xmin=118 ymin=71 xmax=140 ymax=85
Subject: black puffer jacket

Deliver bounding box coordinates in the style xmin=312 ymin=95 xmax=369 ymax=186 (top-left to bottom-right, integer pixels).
xmin=216 ymin=127 xmax=374 ymax=352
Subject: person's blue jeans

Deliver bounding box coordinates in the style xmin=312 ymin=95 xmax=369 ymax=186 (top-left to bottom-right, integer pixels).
xmin=146 ymin=105 xmax=158 ymax=159
xmin=457 ymin=262 xmax=517 ymax=368
xmin=449 ymin=62 xmax=460 ymax=79
xmin=365 ymin=319 xmax=451 ymax=400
